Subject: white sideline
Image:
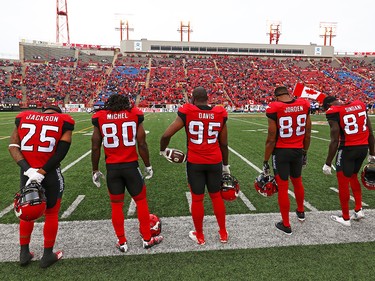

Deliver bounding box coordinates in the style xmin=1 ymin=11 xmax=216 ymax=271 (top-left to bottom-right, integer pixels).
xmin=61 ymin=195 xmax=86 ymax=219
xmin=329 ymin=187 xmax=369 ymax=207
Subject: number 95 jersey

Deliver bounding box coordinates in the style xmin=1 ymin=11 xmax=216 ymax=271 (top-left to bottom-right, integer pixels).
xmin=92 ymin=107 xmax=144 ymax=164
xmin=178 ymin=103 xmax=227 ymax=164
xmin=266 ymin=98 xmax=310 ymax=149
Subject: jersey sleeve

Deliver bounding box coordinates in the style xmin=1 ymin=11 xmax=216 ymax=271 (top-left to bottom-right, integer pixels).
xmin=62 ymin=114 xmax=75 ymax=132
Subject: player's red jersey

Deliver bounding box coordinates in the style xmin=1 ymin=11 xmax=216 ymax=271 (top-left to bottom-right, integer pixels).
xmin=92 ymin=107 xmax=144 ymax=164
xmin=178 ymin=103 xmax=227 ymax=164
xmin=16 ymin=111 xmax=75 ymax=168
xmin=266 ymin=98 xmax=310 ymax=149
xmin=325 ymin=100 xmax=369 ymax=147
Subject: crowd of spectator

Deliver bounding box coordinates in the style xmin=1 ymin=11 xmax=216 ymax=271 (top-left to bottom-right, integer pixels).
xmin=1 ymin=52 xmax=374 ymax=110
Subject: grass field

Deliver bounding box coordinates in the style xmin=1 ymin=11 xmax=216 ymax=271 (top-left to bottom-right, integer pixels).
xmin=1 ymin=111 xmax=375 ymax=280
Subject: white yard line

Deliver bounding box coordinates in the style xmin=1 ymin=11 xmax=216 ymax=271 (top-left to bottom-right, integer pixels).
xmin=329 ymin=187 xmax=369 ymax=207
xmin=61 ymin=195 xmax=86 ymax=219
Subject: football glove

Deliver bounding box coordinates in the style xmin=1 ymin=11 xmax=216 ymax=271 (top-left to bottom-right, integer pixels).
xmin=144 ymin=166 xmax=153 ymax=180
xmin=302 ymin=151 xmax=308 ymax=168
xmin=92 ymin=171 xmax=104 ymax=188
xmin=25 ymin=170 xmax=45 ymax=186
xmin=368 ymin=155 xmax=375 ymax=163
xmin=160 ymin=148 xmax=173 ymax=163
xmin=322 ymin=164 xmax=332 ymax=175
xmin=262 ymin=161 xmax=270 ymax=176
xmin=222 ymin=164 xmax=231 ymax=175
xmin=24 ymin=168 xmax=39 ymax=178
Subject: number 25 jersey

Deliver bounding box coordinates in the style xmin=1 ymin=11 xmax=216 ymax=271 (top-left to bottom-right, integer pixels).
xmin=16 ymin=111 xmax=75 ymax=168
xmin=266 ymin=98 xmax=310 ymax=149
xmin=178 ymin=103 xmax=227 ymax=164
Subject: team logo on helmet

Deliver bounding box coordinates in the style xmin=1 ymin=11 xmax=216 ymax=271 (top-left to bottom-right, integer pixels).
xmin=14 ymin=181 xmax=47 ymax=221
xmin=221 ymin=174 xmax=240 ymax=201
xmin=361 ymin=162 xmax=375 ymax=190
xmin=254 ymin=173 xmax=278 ymax=197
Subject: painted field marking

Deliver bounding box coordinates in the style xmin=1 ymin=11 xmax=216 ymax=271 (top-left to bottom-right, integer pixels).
xmin=329 ymin=187 xmax=369 ymax=207
xmin=0 ymin=204 xmax=13 ymax=218
xmin=61 ymin=195 xmax=86 ymax=219
xmin=127 ymin=199 xmax=137 ymax=216
xmin=228 ymin=146 xmax=318 ymax=212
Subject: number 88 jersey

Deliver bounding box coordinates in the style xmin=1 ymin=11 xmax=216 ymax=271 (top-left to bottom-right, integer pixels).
xmin=266 ymin=98 xmax=310 ymax=149
xmin=178 ymin=103 xmax=227 ymax=164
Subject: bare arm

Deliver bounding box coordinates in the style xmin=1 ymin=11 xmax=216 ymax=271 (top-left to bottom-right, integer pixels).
xmin=367 ymin=115 xmax=375 ymax=156
xmin=219 ymin=123 xmax=229 ymax=166
xmin=91 ymin=126 xmax=102 ymax=172
xmin=325 ymin=120 xmax=340 ymax=166
xmin=303 ymin=114 xmax=312 ymax=151
xmin=8 ymin=127 xmax=26 ymax=165
xmin=264 ymin=118 xmax=277 ymax=162
xmin=137 ymin=123 xmax=151 ymax=167
xmin=160 ymin=116 xmax=185 ymax=151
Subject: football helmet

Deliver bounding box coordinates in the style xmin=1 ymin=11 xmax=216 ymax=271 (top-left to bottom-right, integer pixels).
xmin=254 ymin=173 xmax=278 ymax=197
xmin=220 ymin=174 xmax=240 ymax=201
xmin=361 ymin=162 xmax=375 ymax=190
xmin=149 ymin=213 xmax=162 ymax=237
xmin=14 ymin=181 xmax=47 ymax=221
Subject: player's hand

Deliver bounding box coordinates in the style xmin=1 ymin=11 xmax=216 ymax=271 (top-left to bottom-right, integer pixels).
xmin=25 ymin=170 xmax=45 ymax=185
xmin=262 ymin=161 xmax=270 ymax=176
xmin=144 ymin=166 xmax=153 ymax=180
xmin=24 ymin=168 xmax=38 ymax=178
xmin=368 ymin=155 xmax=375 ymax=163
xmin=222 ymin=164 xmax=231 ymax=175
xmin=322 ymin=164 xmax=332 ymax=175
xmin=302 ymin=151 xmax=308 ymax=168
xmin=160 ymin=148 xmax=173 ymax=163
xmin=92 ymin=171 xmax=104 ymax=188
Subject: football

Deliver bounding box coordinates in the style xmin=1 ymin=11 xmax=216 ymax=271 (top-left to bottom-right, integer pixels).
xmin=168 ymin=149 xmax=187 ymax=163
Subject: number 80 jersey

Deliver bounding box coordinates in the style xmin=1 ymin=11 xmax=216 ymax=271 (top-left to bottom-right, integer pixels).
xmin=92 ymin=108 xmax=144 ymax=164
xmin=266 ymin=98 xmax=310 ymax=149
xmin=178 ymin=103 xmax=227 ymax=164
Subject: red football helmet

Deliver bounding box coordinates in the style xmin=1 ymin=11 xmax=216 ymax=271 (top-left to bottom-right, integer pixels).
xmin=361 ymin=162 xmax=375 ymax=190
xmin=14 ymin=181 xmax=47 ymax=221
xmin=149 ymin=213 xmax=161 ymax=236
xmin=221 ymin=174 xmax=240 ymax=201
xmin=254 ymin=173 xmax=278 ymax=197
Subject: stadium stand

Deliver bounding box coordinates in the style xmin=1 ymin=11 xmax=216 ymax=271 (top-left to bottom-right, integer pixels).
xmin=0 ymin=41 xmax=374 ymax=111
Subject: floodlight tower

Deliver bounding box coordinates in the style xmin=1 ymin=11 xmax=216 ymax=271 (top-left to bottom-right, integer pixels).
xmin=56 ymin=0 xmax=70 ymax=44
xmin=177 ymin=21 xmax=193 ymax=42
xmin=319 ymin=22 xmax=337 ymax=46
xmin=266 ymin=21 xmax=282 ymax=44
xmin=115 ymin=20 xmax=134 ymax=41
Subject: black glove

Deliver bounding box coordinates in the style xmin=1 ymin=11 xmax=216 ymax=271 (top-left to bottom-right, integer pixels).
xmin=302 ymin=150 xmax=308 ymax=168
xmin=262 ymin=161 xmax=270 ymax=176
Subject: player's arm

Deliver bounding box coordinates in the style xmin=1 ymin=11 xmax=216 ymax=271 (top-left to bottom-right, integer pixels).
xmin=137 ymin=123 xmax=151 ymax=167
xmin=264 ymin=118 xmax=277 ymax=162
xmin=160 ymin=115 xmax=184 ymax=151
xmin=91 ymin=126 xmax=102 ymax=172
xmin=366 ymin=115 xmax=375 ymax=156
xmin=8 ymin=127 xmax=31 ymax=171
xmin=39 ymin=129 xmax=73 ymax=175
xmin=324 ymin=120 xmax=339 ymax=166
xmin=218 ymin=123 xmax=229 ymax=166
xmin=303 ymin=114 xmax=312 ymax=151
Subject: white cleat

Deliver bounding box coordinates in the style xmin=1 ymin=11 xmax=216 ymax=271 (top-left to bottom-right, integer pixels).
xmin=351 ymin=209 xmax=365 ymax=221
xmin=330 ymin=215 xmax=351 ymax=226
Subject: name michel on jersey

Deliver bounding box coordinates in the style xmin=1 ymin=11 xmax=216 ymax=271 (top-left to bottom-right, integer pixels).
xmin=284 ymin=105 xmax=304 ymax=113
xmin=26 ymin=114 xmax=59 ymax=122
xmin=107 ymin=113 xmax=128 ymax=119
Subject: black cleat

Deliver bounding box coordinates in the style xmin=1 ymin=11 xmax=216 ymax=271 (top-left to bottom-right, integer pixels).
xmin=296 ymin=209 xmax=305 ymax=222
xmin=40 ymin=250 xmax=63 ymax=268
xmin=20 ymin=251 xmax=34 ymax=266
xmin=275 ymin=221 xmax=292 ymax=235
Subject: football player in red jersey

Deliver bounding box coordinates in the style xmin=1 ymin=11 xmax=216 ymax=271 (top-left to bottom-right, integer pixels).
xmin=8 ymin=105 xmax=74 ymax=267
xmin=160 ymin=87 xmax=229 ymax=245
xmin=322 ymin=96 xmax=375 ymax=226
xmin=263 ymin=86 xmax=311 ymax=235
xmin=91 ymin=94 xmax=163 ymax=252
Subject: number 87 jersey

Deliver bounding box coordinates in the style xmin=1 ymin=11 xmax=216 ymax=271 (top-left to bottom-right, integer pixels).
xmin=178 ymin=103 xmax=227 ymax=164
xmin=266 ymin=98 xmax=311 ymax=149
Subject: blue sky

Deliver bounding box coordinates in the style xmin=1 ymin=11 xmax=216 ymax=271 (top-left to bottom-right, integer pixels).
xmin=1 ymin=0 xmax=374 ymax=58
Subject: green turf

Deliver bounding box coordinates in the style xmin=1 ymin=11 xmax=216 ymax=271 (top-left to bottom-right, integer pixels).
xmin=1 ymin=111 xmax=375 ymax=279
